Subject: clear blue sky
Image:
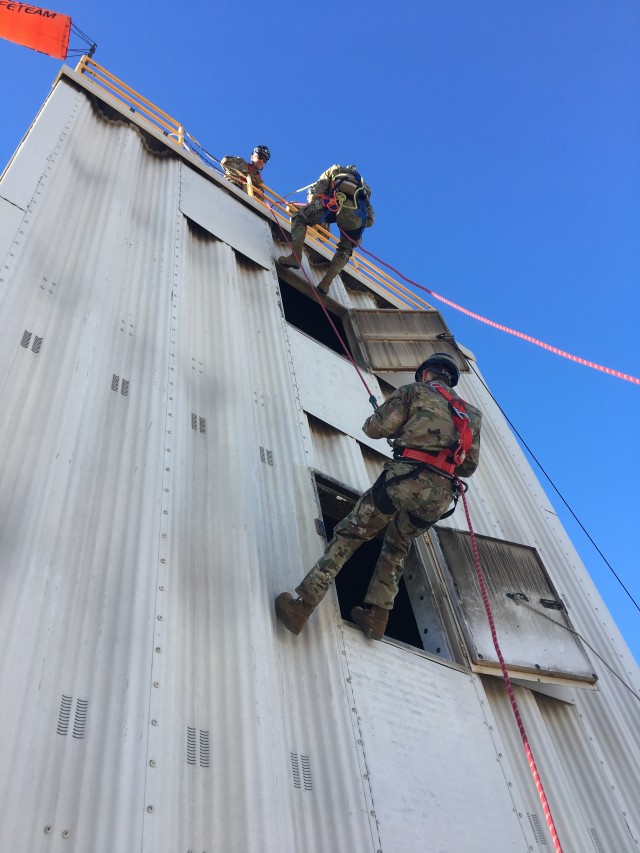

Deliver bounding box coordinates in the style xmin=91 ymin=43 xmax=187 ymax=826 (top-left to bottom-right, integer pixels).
xmin=1 ymin=1 xmax=638 ymax=665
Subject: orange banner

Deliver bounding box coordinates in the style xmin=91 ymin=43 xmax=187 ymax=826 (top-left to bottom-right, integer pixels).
xmin=0 ymin=2 xmax=70 ymax=60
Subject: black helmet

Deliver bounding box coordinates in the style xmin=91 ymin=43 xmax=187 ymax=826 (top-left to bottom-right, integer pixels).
xmin=252 ymin=145 xmax=271 ymax=162
xmin=415 ymin=352 xmax=460 ymax=386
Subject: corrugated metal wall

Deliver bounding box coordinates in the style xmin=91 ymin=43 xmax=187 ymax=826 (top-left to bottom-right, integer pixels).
xmin=0 ymin=67 xmax=638 ymax=853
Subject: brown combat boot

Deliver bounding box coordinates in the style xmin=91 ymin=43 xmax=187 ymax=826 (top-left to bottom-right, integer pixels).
xmin=350 ymin=604 xmax=389 ymax=640
xmin=277 ymin=229 xmax=306 ymax=269
xmin=275 ymin=592 xmax=315 ymax=635
xmin=316 ymin=255 xmax=348 ymax=294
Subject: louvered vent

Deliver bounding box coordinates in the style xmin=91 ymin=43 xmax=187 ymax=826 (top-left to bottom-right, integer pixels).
xmin=199 ymin=730 xmax=210 ymax=768
xmin=187 ymin=727 xmax=210 ymax=768
xmin=191 ymin=413 xmax=206 ymax=434
xmin=259 ymin=447 xmax=274 ymax=466
xmin=57 ymin=695 xmax=88 ymax=739
xmin=300 ymin=755 xmax=313 ymax=790
xmin=72 ymin=699 xmax=88 ymax=739
xmin=20 ymin=330 xmax=42 ymax=352
xmin=527 ymin=813 xmax=547 ymax=845
xmin=187 ymin=727 xmax=197 ymax=765
xmin=290 ymin=752 xmax=312 ymax=791
xmin=110 ymin=375 xmax=130 ymax=395
xmin=588 ymin=827 xmax=605 ymax=853
xmin=290 ymin=752 xmax=301 ymax=789
xmin=56 ymin=695 xmax=72 ymax=736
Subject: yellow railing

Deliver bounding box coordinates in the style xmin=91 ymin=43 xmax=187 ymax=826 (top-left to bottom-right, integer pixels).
xmin=75 ymin=56 xmax=434 ymax=311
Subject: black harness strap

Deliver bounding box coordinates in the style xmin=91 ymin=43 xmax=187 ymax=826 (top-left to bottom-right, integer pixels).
xmin=370 ymin=465 xmax=467 ymax=525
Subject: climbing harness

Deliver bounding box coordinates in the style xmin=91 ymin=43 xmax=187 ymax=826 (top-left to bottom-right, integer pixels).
xmin=396 ymin=381 xmax=473 ymax=475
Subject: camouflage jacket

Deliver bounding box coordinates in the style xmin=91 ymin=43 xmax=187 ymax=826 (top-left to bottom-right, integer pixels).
xmin=311 ymin=165 xmax=374 ymax=228
xmin=363 ymin=380 xmax=482 ymax=478
xmin=220 ymin=156 xmax=265 ymax=197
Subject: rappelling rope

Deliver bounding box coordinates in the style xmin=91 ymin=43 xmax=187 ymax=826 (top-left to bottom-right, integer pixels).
xmin=456 ymin=476 xmax=564 ymax=853
xmin=272 ymin=197 xmax=564 ymax=847
xmin=338 ymin=229 xmax=640 ymax=387
xmin=267 ymin=204 xmax=378 ymax=411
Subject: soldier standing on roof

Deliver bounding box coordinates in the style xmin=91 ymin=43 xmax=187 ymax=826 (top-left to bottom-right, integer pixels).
xmin=278 ymin=164 xmax=374 ymax=294
xmin=275 ymin=353 xmax=482 ymax=641
xmin=221 ymin=145 xmax=271 ymax=200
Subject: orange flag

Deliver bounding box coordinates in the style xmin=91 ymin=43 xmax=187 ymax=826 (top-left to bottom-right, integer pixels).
xmin=0 ymin=2 xmax=71 ymax=60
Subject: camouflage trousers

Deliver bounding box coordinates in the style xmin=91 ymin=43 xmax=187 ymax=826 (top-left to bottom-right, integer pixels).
xmin=297 ymin=464 xmax=454 ymax=610
xmin=291 ymin=199 xmax=364 ymax=265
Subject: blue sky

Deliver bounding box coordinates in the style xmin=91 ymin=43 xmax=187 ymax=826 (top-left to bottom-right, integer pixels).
xmin=1 ymin=1 xmax=638 ymax=665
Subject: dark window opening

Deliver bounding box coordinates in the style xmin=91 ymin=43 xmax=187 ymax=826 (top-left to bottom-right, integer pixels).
xmin=279 ymin=277 xmax=355 ymax=359
xmin=314 ymin=476 xmax=425 ymax=651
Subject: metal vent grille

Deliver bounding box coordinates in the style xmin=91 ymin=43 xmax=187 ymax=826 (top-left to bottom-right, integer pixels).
xmin=187 ymin=727 xmax=210 ymax=767
xmin=290 ymin=752 xmax=301 ymax=789
xmin=527 ymin=813 xmax=547 ymax=845
xmin=56 ymin=695 xmax=72 ymax=736
xmin=290 ymin=752 xmax=312 ymax=791
xmin=72 ymin=699 xmax=88 ymax=739
xmin=199 ymin=730 xmax=210 ymax=768
xmin=191 ymin=413 xmax=206 ymax=434
xmin=110 ymin=375 xmax=130 ymax=395
xmin=300 ymin=755 xmax=313 ymax=790
xmin=57 ymin=695 xmax=88 ymax=739
xmin=20 ymin=330 xmax=42 ymax=352
xmin=588 ymin=827 xmax=605 ymax=853
xmin=259 ymin=447 xmax=274 ymax=466
xmin=187 ymin=727 xmax=197 ymax=765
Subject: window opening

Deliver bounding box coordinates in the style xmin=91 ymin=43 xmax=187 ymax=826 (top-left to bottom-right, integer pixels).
xmin=279 ymin=277 xmax=356 ymax=359
xmin=314 ymin=474 xmax=454 ymax=657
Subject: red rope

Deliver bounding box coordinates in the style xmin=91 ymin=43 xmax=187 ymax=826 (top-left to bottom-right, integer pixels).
xmin=338 ymin=229 xmax=640 ymax=387
xmin=456 ymin=476 xmax=564 ymax=852
xmin=268 ymin=205 xmax=378 ymax=410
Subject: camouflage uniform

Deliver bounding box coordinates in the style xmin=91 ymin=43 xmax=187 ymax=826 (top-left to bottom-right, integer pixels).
xmin=297 ymin=380 xmax=482 ymax=610
xmin=220 ymin=155 xmax=265 ymax=199
xmin=291 ymin=165 xmax=374 ymax=267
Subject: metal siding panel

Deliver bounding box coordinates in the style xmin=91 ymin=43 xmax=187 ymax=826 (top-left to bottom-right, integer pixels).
xmin=483 ymin=679 xmax=637 ymax=852
xmin=0 ymin=85 xmax=180 ymax=852
xmin=0 ymin=77 xmax=83 ymax=209
xmin=307 ymin=415 xmax=372 ymax=494
xmin=287 ymin=324 xmax=390 ymax=458
xmin=179 ymin=164 xmax=274 ymax=268
xmin=343 ymin=630 xmax=528 ymax=852
xmin=0 ymin=196 xmax=24 ymax=268
xmin=139 ymin=221 xmax=377 ymax=852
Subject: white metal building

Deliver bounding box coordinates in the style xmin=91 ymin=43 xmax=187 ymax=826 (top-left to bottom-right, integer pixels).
xmin=0 ymin=61 xmax=638 ymax=853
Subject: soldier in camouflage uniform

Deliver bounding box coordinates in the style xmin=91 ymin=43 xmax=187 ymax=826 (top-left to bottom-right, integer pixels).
xmin=221 ymin=145 xmax=270 ymax=200
xmin=278 ymin=164 xmax=374 ymax=294
xmin=275 ymin=353 xmax=482 ymax=640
